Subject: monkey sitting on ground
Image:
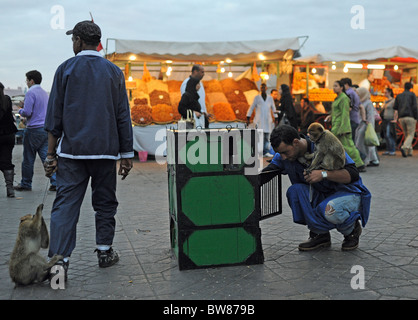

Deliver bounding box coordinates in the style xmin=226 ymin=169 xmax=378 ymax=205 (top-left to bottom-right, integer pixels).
xmin=9 ymin=204 xmax=63 ymax=286
xmin=304 ymin=122 xmax=346 ymax=174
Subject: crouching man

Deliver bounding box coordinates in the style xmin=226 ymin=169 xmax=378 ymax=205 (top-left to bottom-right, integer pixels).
xmin=263 ymin=125 xmax=371 ymax=251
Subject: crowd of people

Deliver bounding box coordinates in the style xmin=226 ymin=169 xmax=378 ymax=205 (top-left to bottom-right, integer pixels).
xmin=244 ymin=77 xmax=418 ymax=170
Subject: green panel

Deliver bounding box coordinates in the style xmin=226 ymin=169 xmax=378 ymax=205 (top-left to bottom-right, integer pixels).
xmin=183 ymin=228 xmax=257 ymax=266
xmin=181 ymin=175 xmax=255 ymax=226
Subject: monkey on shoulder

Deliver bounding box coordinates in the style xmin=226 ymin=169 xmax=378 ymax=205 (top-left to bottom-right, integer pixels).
xmin=304 ymin=122 xmax=346 ymax=174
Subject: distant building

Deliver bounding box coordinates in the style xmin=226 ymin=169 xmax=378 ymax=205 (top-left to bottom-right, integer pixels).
xmin=4 ymin=87 xmax=25 ymax=112
xmin=4 ymin=86 xmax=25 ymax=97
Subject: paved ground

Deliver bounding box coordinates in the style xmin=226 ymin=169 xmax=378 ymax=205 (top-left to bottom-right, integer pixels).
xmin=1 ymin=143 xmax=418 ymax=301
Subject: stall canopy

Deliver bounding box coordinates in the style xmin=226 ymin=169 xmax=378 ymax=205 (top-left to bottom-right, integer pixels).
xmin=106 ymin=37 xmax=303 ymax=63
xmin=296 ymin=46 xmax=418 ymax=63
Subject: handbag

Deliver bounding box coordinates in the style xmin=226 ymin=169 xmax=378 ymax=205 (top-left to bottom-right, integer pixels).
xmin=364 ymin=123 xmax=380 ymax=146
xmin=278 ymin=112 xmax=290 ymax=126
xmin=178 ymin=109 xmax=195 ymax=129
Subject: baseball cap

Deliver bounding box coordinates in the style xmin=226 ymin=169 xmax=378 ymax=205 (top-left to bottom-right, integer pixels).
xmin=66 ymin=20 xmax=101 ymax=43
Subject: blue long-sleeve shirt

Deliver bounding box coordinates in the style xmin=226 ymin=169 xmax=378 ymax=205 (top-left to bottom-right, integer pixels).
xmin=45 ymin=50 xmax=133 ymax=160
xmin=19 ymin=85 xmax=49 ymax=128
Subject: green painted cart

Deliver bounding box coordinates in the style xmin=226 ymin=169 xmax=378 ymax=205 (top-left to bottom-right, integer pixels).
xmin=167 ymin=128 xmax=281 ymax=270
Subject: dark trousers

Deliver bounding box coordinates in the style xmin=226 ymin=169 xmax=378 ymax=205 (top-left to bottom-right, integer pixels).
xmin=0 ymin=133 xmax=15 ymax=171
xmin=21 ymin=127 xmax=56 ymax=188
xmin=48 ymin=157 xmax=118 ymax=258
xmin=350 ymin=121 xmax=359 ymax=142
xmin=286 ymin=184 xmax=361 ymax=236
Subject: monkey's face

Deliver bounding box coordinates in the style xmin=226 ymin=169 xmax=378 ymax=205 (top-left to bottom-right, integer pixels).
xmin=307 ymin=129 xmax=317 ymax=142
xmin=20 ymin=214 xmax=33 ymax=222
xmin=307 ymin=123 xmax=324 ymax=142
xmin=19 ymin=214 xmax=34 ymax=228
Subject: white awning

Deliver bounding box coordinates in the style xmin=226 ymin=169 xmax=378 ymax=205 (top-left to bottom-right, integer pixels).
xmin=296 ymin=46 xmax=418 ymax=63
xmin=107 ymin=37 xmax=302 ymax=63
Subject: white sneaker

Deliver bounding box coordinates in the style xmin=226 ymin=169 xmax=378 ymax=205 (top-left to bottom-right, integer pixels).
xmin=263 ymin=152 xmax=274 ymax=158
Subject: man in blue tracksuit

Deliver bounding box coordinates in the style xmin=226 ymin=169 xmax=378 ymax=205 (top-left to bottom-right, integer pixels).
xmin=263 ymin=125 xmax=371 ymax=251
xmin=44 ymin=21 xmax=134 ymax=277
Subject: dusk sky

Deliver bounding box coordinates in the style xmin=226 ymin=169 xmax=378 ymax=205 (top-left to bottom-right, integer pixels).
xmin=1 ymin=0 xmax=417 ymax=91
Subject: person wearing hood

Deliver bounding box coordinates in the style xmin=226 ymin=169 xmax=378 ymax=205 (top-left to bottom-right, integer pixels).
xmin=278 ymin=84 xmax=298 ymax=130
xmin=180 ymin=65 xmax=211 ymax=128
xmin=381 ymin=88 xmax=396 ymax=156
xmin=178 ymin=76 xmax=202 ymax=127
xmin=355 ymin=87 xmax=380 ymax=167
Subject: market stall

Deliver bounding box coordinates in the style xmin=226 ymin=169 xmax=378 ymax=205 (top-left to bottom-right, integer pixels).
xmin=295 ymin=46 xmax=418 ymax=147
xmin=295 ymin=46 xmax=418 ymax=102
xmin=105 ymin=37 xmax=304 ymax=155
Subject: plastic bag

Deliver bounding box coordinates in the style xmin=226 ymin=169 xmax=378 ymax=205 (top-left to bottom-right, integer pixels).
xmin=178 ymin=109 xmax=195 ymax=129
xmin=194 ymin=112 xmax=205 ymax=128
xmin=279 ymin=112 xmax=290 ymax=126
xmin=364 ymin=123 xmax=380 ymax=146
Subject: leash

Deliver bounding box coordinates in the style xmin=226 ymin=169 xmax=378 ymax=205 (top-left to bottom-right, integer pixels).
xmin=41 ymin=179 xmax=50 ymax=205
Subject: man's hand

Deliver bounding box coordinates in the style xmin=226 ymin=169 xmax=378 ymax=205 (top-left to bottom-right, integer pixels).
xmin=194 ymin=111 xmax=202 ymax=118
xmin=45 ymin=133 xmax=59 ymax=178
xmin=118 ymin=158 xmax=133 ymax=180
xmin=304 ymin=168 xmax=352 ymax=184
xmin=44 ymin=157 xmax=58 ymax=178
xmin=303 ymin=169 xmax=323 ymax=184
